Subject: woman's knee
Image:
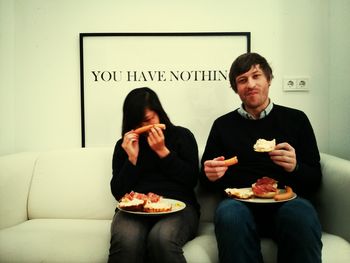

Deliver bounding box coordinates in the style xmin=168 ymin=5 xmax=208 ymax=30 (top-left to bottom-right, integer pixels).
xmin=147 ymin=221 xmax=185 ymax=262
xmin=110 ymin=213 xmax=148 ymax=253
xmin=148 ymin=217 xmax=183 ymax=247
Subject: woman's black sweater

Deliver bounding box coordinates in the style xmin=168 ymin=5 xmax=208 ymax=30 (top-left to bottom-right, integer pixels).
xmin=111 ymin=125 xmax=200 ymax=212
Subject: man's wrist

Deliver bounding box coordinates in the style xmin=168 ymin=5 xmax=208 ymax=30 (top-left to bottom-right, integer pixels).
xmin=293 ymin=162 xmax=299 ymax=172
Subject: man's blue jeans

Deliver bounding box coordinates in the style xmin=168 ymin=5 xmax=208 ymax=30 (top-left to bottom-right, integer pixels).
xmin=214 ymin=197 xmax=322 ymax=263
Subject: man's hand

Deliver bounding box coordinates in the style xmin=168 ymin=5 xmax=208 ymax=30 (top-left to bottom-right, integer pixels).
xmin=204 ymin=156 xmax=228 ymax=182
xmin=269 ymin=142 xmax=297 ymax=172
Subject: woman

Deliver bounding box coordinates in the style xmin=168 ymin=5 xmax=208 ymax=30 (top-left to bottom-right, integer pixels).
xmin=108 ymin=87 xmax=200 ymax=263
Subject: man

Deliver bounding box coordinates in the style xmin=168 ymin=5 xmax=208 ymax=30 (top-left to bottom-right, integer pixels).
xmin=200 ymin=52 xmax=322 ymax=263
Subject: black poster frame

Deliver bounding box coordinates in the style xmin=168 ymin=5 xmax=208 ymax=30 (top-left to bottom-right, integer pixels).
xmin=79 ymin=32 xmax=251 ymax=147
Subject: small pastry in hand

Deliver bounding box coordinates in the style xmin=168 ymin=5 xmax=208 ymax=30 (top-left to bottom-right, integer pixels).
xmin=253 ymin=139 xmax=276 ymax=152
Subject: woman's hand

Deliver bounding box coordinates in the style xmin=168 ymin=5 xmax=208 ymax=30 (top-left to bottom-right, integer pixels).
xmin=147 ymin=126 xmax=170 ymax=158
xmin=269 ymin=142 xmax=297 ymax=172
xmin=204 ymin=156 xmax=228 ymax=182
xmin=121 ymin=131 xmax=139 ymax=165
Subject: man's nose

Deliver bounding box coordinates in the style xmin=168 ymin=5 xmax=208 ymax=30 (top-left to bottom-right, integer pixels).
xmin=247 ymin=78 xmax=256 ymax=88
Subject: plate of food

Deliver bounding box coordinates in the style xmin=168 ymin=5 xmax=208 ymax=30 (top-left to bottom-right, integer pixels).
xmin=225 ymin=177 xmax=297 ymax=203
xmin=117 ymin=191 xmax=186 ymax=215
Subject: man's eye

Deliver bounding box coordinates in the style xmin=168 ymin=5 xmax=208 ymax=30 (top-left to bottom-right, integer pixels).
xmin=253 ymin=74 xmax=261 ymax=79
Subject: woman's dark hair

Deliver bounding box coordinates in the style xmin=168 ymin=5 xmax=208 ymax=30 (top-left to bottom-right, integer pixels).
xmin=121 ymin=87 xmax=173 ymax=135
xmin=229 ymin=52 xmax=274 ymax=92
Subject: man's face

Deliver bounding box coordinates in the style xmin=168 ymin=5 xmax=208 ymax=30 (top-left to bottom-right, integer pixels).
xmin=235 ymin=65 xmax=270 ymax=115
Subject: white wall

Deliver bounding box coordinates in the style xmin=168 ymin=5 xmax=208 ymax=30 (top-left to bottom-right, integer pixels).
xmin=0 ymin=0 xmax=15 ymax=154
xmin=0 ymin=0 xmax=349 ymax=160
xmin=329 ymin=0 xmax=350 ymax=159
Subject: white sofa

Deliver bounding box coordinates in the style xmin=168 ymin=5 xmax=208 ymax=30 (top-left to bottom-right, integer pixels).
xmin=0 ymin=147 xmax=350 ymax=263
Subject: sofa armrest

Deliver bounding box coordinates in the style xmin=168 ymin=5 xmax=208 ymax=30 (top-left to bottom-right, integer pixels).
xmin=316 ymin=153 xmax=350 ymax=242
xmin=0 ymin=152 xmax=39 ymax=229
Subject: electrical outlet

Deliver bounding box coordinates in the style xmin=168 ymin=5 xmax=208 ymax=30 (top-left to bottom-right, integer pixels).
xmin=283 ymin=78 xmax=297 ymax=91
xmin=296 ymin=78 xmax=309 ymax=91
xmin=283 ymin=77 xmax=309 ymax=91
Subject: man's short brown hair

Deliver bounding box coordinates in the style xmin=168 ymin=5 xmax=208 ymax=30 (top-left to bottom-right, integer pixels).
xmin=229 ymin=52 xmax=274 ymax=92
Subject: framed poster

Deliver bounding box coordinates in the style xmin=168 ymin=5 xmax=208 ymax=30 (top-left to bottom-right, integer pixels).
xmin=80 ymin=32 xmax=251 ymax=148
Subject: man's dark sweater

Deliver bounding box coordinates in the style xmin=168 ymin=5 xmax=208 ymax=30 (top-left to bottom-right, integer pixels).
xmin=200 ymin=104 xmax=322 ymax=198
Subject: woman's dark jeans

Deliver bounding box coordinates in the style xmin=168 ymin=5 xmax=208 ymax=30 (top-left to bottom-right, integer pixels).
xmin=108 ymin=205 xmax=199 ymax=263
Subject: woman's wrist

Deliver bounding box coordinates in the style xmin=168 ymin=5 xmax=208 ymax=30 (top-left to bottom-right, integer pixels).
xmin=156 ymin=148 xmax=170 ymax=159
xmin=128 ymin=156 xmax=137 ymax=166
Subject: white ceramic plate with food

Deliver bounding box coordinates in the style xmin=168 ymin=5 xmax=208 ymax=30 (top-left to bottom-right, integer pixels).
xmin=232 ymin=188 xmax=297 ymax=203
xmin=117 ymin=198 xmax=186 ymax=215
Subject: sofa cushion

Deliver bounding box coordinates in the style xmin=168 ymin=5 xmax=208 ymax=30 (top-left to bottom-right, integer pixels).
xmin=321 ymin=233 xmax=350 ymax=262
xmin=28 ymin=148 xmax=117 ymax=220
xmin=0 ymin=219 xmax=111 ymax=263
xmin=0 ymin=152 xmax=39 ymax=229
xmin=183 ymin=222 xmax=218 ymax=263
xmin=318 ymin=153 xmax=350 ymax=241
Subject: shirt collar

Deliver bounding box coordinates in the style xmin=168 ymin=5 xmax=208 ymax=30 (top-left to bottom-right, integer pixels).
xmin=237 ymin=100 xmax=273 ymax=120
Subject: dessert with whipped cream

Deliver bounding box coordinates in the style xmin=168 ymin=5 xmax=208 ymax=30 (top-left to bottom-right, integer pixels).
xmin=253 ymin=139 xmax=276 ymax=152
xmin=118 ymin=191 xmax=172 ymax=213
xmin=143 ymin=201 xmax=172 ymax=213
xmin=118 ymin=198 xmax=145 ymax=211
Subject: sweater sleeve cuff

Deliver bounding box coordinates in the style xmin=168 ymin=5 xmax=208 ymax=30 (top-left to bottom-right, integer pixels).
xmin=292 ymin=162 xmax=299 ymax=173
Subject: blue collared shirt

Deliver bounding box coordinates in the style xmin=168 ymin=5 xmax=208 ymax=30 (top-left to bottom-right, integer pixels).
xmin=237 ymin=100 xmax=274 ymax=120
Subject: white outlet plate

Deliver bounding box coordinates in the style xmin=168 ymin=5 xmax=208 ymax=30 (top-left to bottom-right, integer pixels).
xmin=283 ymin=77 xmax=309 ymax=91
xmin=283 ymin=78 xmax=297 ymax=91
xmin=296 ymin=78 xmax=309 ymax=91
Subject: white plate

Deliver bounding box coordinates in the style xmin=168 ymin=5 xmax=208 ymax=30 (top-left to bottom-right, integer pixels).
xmin=117 ymin=198 xmax=186 ymax=215
xmin=231 ymin=188 xmax=297 ymax=203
